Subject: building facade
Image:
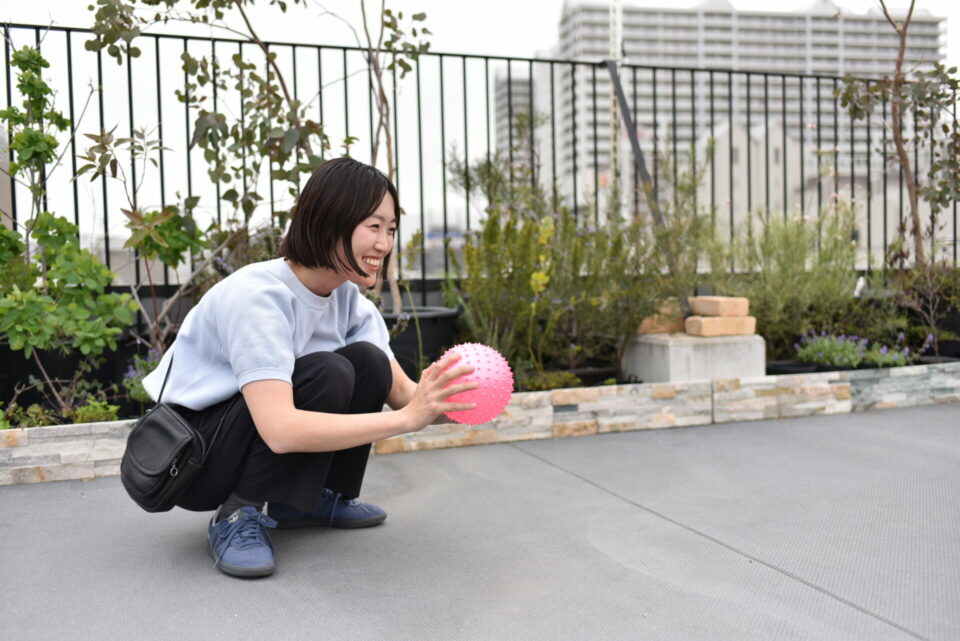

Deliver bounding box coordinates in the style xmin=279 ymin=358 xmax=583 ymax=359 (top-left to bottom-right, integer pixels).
xmin=498 ymin=0 xmax=945 ymax=234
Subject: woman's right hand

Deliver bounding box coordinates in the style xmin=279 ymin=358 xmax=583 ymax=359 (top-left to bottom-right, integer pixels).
xmin=401 ymin=353 xmax=478 ymax=430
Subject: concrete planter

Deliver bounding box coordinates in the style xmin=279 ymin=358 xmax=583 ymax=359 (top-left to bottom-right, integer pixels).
xmin=3 ymin=362 xmax=959 ymax=486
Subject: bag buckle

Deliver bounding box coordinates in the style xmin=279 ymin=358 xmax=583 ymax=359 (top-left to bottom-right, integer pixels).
xmin=170 ymin=459 xmax=179 ymax=477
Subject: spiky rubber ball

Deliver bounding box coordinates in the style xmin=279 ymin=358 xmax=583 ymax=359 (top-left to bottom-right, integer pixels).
xmin=441 ymin=343 xmax=514 ymax=425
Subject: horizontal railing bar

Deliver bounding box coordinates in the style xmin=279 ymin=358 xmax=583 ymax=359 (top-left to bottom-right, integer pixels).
xmin=0 ymin=21 xmax=854 ymax=82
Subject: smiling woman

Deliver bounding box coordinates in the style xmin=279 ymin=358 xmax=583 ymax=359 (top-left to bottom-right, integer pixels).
xmin=136 ymin=157 xmax=478 ymax=579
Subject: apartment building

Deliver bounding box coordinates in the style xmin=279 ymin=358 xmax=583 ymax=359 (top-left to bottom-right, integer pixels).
xmin=500 ymin=0 xmax=945 ymax=224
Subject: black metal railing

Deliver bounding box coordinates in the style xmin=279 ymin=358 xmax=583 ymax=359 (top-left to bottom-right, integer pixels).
xmin=2 ymin=22 xmax=957 ymax=302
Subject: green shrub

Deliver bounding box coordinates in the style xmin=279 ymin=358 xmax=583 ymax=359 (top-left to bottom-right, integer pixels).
xmin=65 ymin=400 xmax=120 ymax=424
xmin=712 ymin=203 xmax=860 ymax=359
xmin=450 ymin=206 xmax=663 ymax=381
xmin=519 ymin=370 xmax=582 ymax=392
xmin=4 ymin=403 xmax=59 ymax=428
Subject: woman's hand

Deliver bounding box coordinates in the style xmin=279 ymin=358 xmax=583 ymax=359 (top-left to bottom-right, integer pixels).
xmin=400 ymin=353 xmax=478 ymax=430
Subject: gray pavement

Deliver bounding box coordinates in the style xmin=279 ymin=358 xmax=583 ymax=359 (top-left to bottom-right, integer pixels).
xmin=2 ymin=404 xmax=959 ymax=641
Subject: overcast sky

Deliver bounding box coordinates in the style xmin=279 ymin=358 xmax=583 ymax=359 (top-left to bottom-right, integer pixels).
xmin=5 ymin=1 xmax=959 ymax=70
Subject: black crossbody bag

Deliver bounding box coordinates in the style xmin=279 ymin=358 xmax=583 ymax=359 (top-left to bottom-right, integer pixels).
xmin=120 ymin=354 xmax=225 ymax=513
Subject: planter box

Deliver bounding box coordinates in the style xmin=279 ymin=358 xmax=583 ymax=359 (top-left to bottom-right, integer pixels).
xmin=3 ymin=362 xmax=959 ymax=486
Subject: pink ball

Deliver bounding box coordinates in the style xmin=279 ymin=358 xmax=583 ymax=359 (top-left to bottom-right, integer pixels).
xmin=441 ymin=343 xmax=514 ymax=425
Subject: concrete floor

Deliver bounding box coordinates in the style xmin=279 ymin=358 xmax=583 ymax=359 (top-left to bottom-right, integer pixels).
xmin=2 ymin=404 xmax=958 ymax=641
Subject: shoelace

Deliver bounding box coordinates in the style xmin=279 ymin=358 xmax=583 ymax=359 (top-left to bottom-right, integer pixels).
xmin=213 ymin=511 xmax=278 ymax=568
xmin=321 ymin=489 xmax=362 ymax=526
xmin=326 ymin=491 xmax=344 ymax=527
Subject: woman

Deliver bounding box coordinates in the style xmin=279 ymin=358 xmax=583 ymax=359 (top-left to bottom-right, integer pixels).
xmin=142 ymin=157 xmax=476 ymax=578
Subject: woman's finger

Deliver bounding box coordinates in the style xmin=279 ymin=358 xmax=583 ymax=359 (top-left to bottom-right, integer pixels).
xmin=442 ymin=402 xmax=478 ymax=412
xmin=439 ymin=381 xmax=479 ymax=398
xmin=436 ymin=364 xmax=474 ymax=385
xmin=427 ymin=353 xmax=461 ymax=381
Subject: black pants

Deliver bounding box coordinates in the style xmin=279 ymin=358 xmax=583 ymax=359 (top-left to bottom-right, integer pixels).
xmin=173 ymin=341 xmax=392 ymax=513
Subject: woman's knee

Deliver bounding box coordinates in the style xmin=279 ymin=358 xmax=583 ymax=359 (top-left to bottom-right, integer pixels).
xmin=292 ymin=351 xmax=356 ymax=410
xmin=336 ymin=342 xmax=392 ymax=398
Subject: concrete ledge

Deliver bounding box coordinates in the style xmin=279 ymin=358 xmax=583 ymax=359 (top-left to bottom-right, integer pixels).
xmin=2 ymin=362 xmax=959 ymax=485
xmin=621 ymin=333 xmax=766 ymax=383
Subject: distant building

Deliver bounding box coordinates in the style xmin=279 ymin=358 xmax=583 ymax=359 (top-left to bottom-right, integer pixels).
xmin=535 ymin=0 xmax=945 ymax=218
xmin=494 ymin=72 xmax=533 ymax=157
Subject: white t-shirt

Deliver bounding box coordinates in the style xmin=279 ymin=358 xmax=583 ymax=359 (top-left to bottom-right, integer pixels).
xmin=141 ymin=258 xmax=394 ymax=410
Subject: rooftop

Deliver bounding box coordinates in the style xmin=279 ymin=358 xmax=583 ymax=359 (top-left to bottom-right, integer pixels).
xmin=2 ymin=404 xmax=957 ymax=640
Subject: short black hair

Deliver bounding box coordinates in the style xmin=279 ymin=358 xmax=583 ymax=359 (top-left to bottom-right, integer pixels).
xmin=279 ymin=157 xmax=398 ymax=279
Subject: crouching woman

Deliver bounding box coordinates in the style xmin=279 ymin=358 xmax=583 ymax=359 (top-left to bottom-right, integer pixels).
xmin=142 ymin=157 xmax=475 ymax=578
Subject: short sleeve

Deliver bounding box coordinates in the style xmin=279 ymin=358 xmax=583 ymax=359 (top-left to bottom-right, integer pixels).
xmin=216 ymin=284 xmax=297 ymax=389
xmin=344 ymin=289 xmax=395 ymax=360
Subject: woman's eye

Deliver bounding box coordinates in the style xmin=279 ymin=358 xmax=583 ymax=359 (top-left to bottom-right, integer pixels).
xmin=388 ymin=228 xmax=397 ymax=236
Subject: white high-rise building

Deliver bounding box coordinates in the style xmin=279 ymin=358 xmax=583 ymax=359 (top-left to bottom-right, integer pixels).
xmin=530 ymin=0 xmax=945 ymax=224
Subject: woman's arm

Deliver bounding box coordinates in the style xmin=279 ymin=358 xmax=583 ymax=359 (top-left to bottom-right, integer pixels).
xmin=242 ymin=353 xmax=475 ymax=453
xmin=386 ymin=358 xmax=419 ymax=410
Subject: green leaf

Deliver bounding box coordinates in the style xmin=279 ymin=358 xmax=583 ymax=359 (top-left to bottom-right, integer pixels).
xmin=123 ymin=228 xmax=149 ymax=249
xmin=282 ymin=127 xmax=299 ymax=154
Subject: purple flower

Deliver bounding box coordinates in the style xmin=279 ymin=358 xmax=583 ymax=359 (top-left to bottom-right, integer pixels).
xmin=880 ymin=345 xmax=889 ymax=355
xmin=897 ymin=332 xmax=905 ymax=342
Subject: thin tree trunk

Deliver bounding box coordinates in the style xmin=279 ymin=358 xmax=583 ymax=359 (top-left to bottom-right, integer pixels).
xmin=881 ymin=0 xmax=925 ymax=264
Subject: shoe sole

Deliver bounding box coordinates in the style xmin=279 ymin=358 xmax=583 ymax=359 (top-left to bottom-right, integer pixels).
xmin=207 ymin=542 xmax=275 ymax=578
xmin=272 ymin=513 xmax=387 ymax=530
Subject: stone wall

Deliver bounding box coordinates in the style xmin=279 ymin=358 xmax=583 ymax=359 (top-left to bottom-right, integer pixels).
xmin=2 ymin=362 xmax=958 ymax=486
xmin=0 ymin=420 xmax=134 ymax=486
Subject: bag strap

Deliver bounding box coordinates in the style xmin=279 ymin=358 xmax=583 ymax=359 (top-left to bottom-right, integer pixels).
xmin=157 ymin=352 xmax=174 ymax=403
xmin=201 ymin=396 xmax=237 ymax=462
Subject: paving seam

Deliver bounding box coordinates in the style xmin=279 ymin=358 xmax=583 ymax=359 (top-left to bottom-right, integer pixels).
xmin=510 ymin=443 xmax=931 ymax=641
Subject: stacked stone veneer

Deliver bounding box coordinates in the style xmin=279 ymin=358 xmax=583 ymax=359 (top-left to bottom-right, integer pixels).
xmin=375 ymin=362 xmax=960 ymax=454
xmin=2 ymin=363 xmax=958 ymax=486
xmin=1 ymin=420 xmax=135 ymax=486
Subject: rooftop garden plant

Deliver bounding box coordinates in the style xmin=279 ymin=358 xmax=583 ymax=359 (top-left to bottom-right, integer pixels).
xmin=0 ymin=46 xmax=136 ymax=427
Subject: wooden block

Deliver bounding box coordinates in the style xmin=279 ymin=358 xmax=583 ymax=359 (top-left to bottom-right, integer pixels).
xmin=638 ymin=314 xmax=684 ymax=334
xmin=688 ymin=296 xmax=749 ymax=317
xmin=638 ymin=301 xmax=684 ymax=334
xmin=684 ymin=315 xmax=756 ymax=336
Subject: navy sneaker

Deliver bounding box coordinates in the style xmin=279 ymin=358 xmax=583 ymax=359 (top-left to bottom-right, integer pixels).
xmin=207 ymin=505 xmax=278 ymax=578
xmin=267 ymin=489 xmax=387 ymax=529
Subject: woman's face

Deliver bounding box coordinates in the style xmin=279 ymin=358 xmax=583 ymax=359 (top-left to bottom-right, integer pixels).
xmin=345 ymin=192 xmax=396 ymax=288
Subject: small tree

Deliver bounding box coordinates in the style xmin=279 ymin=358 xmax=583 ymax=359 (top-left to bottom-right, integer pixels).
xmin=838 ymin=0 xmax=960 ymax=356
xmin=839 ymin=0 xmax=960 ymax=266
xmin=318 ymin=1 xmax=432 ymax=311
